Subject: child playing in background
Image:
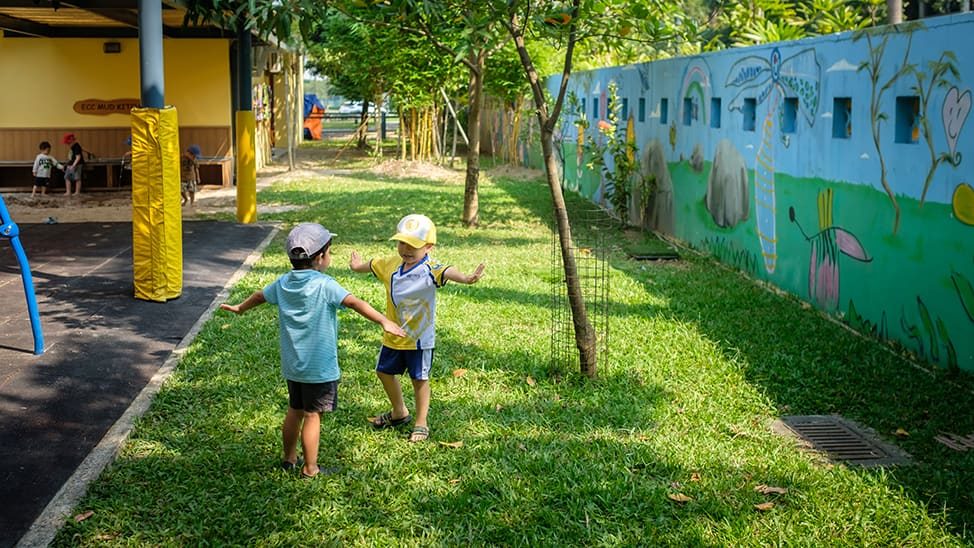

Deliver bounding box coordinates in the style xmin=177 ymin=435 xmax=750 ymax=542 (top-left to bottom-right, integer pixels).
xmin=180 ymin=144 xmax=201 ymax=206
xmin=62 ymin=133 xmax=84 ymax=195
xmin=349 ymin=214 xmax=485 ymax=442
xmin=31 ymin=141 xmax=63 ymax=198
xmin=221 ymin=223 xmax=405 ymax=478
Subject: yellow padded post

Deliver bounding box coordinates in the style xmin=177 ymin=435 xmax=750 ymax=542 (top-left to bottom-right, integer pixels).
xmin=131 ymin=106 xmax=183 ymax=302
xmin=236 ymin=110 xmax=257 ymax=223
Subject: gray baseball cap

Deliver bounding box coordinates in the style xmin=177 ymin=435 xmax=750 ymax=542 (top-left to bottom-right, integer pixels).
xmin=285 ymin=223 xmax=335 ymax=260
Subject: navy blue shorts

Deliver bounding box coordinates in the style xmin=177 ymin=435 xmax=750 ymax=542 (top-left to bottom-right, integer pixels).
xmin=375 ymin=346 xmax=433 ymax=381
xmin=286 ymin=380 xmax=338 ymax=413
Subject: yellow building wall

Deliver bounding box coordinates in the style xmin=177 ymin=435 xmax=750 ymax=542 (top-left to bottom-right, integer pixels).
xmin=0 ymin=38 xmax=230 ymax=128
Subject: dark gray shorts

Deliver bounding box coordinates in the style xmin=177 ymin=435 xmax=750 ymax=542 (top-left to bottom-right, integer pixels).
xmin=286 ymin=379 xmax=338 ymax=413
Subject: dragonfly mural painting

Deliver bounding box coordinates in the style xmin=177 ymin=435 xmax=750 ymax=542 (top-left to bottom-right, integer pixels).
xmin=726 ymin=47 xmax=821 ymax=274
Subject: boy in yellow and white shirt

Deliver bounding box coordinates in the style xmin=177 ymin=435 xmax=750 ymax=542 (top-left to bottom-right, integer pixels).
xmin=350 ymin=214 xmax=485 ymax=442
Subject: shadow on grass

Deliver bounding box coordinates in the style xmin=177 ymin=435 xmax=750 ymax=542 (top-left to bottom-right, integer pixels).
xmin=492 ymin=175 xmax=974 ymax=541
xmin=56 ymin=311 xmax=822 ymax=545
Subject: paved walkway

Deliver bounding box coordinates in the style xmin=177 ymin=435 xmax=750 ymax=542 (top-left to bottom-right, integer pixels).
xmin=0 ymin=219 xmax=275 ymax=547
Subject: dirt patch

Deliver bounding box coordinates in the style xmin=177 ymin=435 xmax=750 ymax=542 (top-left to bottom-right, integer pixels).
xmin=485 ymin=164 xmax=544 ymax=182
xmin=367 ymin=160 xmax=464 ymax=183
xmin=1 ymin=173 xmax=299 ymax=224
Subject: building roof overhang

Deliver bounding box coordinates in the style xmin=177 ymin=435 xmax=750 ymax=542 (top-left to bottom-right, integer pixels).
xmin=0 ymin=0 xmax=235 ymax=39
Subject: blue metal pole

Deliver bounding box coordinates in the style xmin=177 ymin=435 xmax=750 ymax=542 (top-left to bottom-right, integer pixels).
xmin=138 ymin=0 xmax=165 ymax=108
xmin=0 ymin=194 xmax=44 ymax=355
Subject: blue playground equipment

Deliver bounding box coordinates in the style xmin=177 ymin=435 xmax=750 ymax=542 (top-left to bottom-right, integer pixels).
xmin=0 ymin=193 xmax=44 ymax=355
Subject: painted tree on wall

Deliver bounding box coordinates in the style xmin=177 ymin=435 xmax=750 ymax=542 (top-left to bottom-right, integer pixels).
xmin=907 ymin=52 xmax=964 ymax=206
xmin=854 ymin=24 xmax=918 ymax=235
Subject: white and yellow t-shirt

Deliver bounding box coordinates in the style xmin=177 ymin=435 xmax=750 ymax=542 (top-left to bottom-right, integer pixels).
xmin=371 ymin=255 xmax=449 ymax=350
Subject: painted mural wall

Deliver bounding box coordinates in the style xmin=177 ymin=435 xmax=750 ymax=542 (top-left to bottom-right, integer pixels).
xmin=536 ymin=14 xmax=974 ymax=373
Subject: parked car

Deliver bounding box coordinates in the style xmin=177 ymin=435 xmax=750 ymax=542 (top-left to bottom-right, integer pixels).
xmin=337 ymin=100 xmax=388 ymax=115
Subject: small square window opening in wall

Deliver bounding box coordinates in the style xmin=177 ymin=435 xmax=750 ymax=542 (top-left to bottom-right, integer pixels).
xmin=638 ymin=97 xmax=646 ymax=122
xmin=782 ymin=97 xmax=798 ymax=134
xmin=743 ymin=98 xmax=756 ymax=131
xmin=711 ymin=98 xmax=721 ymax=128
xmin=660 ymin=98 xmax=669 ymax=124
xmin=832 ymin=97 xmax=852 ymax=139
xmin=895 ymin=96 xmax=920 ymax=144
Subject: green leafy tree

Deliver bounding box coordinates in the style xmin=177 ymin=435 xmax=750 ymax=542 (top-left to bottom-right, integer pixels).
xmin=496 ymin=0 xmax=689 ymax=377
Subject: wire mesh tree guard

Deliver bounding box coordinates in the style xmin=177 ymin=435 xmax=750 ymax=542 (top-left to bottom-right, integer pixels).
xmin=550 ymin=206 xmax=610 ymax=376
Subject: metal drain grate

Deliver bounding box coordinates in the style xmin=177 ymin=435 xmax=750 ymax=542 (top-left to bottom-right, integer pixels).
xmin=775 ymin=415 xmax=911 ymax=467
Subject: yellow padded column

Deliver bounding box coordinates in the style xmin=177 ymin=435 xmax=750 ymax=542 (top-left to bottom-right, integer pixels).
xmin=131 ymin=107 xmax=183 ymax=302
xmin=236 ymin=110 xmax=257 ymax=223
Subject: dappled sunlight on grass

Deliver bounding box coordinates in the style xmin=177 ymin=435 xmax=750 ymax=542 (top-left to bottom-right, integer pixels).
xmin=53 ymin=164 xmax=972 ymax=546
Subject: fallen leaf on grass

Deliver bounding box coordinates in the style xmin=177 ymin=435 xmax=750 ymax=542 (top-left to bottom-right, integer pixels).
xmin=517 ymin=443 xmax=527 ymax=451
xmin=526 ymin=376 xmax=536 ymax=387
xmin=894 ymin=427 xmax=910 ymax=438
xmin=74 ymin=510 xmax=94 ymax=522
xmin=667 ymin=493 xmax=692 ymax=503
xmin=690 ymin=472 xmax=701 ymax=482
xmin=94 ymin=534 xmax=118 ymax=541
xmin=452 ymin=368 xmax=467 ymax=378
xmin=670 ymin=481 xmax=682 ymax=489
xmin=754 ymin=484 xmax=789 ymax=495
xmin=494 ymin=404 xmax=503 ymax=412
xmin=221 ymin=323 xmax=230 ymax=330
xmin=449 ymin=478 xmax=461 ymax=485
xmin=754 ymin=502 xmax=775 ymax=511
xmin=438 ymin=441 xmax=464 ymax=448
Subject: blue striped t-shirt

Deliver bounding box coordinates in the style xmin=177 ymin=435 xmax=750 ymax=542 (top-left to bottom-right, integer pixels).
xmin=263 ymin=269 xmax=350 ymax=383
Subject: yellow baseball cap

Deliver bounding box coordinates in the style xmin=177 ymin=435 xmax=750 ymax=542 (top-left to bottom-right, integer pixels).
xmin=391 ymin=214 xmax=437 ymax=248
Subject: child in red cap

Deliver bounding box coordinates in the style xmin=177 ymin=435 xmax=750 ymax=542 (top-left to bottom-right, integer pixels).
xmin=62 ymin=133 xmax=84 ymax=195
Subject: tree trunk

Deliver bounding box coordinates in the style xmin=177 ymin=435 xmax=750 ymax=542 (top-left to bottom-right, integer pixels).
xmin=541 ymin=126 xmax=597 ymax=377
xmin=887 ymin=0 xmax=902 ymax=23
xmin=357 ymin=100 xmax=370 ymax=149
xmin=462 ymin=49 xmax=485 ymax=227
xmin=507 ymin=0 xmax=595 ymax=376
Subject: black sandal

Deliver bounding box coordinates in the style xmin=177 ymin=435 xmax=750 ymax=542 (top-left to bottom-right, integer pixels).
xmin=370 ymin=411 xmax=412 ymax=429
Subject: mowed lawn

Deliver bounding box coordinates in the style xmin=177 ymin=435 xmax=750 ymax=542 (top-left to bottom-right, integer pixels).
xmin=55 ymin=162 xmax=974 ymax=546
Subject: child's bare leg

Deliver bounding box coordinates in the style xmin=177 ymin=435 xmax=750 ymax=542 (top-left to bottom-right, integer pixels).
xmin=65 ymin=178 xmax=70 ymax=195
xmin=181 ymin=191 xmax=188 ymax=205
xmin=31 ymin=187 xmax=37 ymax=197
xmin=282 ymin=407 xmax=303 ymax=465
xmin=74 ymin=180 xmax=82 ymax=195
xmin=376 ymin=371 xmax=409 ymax=419
xmin=300 ymin=411 xmax=321 ymax=476
xmin=411 ymin=378 xmax=431 ymax=431
xmin=189 ymin=191 xmax=195 ymax=205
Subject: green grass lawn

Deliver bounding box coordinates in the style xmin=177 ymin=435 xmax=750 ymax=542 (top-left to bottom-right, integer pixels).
xmin=55 ymin=159 xmax=974 ymax=546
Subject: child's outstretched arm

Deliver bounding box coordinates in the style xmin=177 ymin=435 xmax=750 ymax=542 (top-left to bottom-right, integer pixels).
xmin=220 ymin=290 xmax=266 ymax=315
xmin=349 ymin=250 xmax=372 ymax=273
xmin=341 ymin=294 xmax=406 ymax=337
xmin=444 ymin=262 xmax=486 ymax=285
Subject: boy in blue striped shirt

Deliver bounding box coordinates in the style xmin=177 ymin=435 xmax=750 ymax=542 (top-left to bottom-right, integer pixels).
xmin=222 ymin=223 xmax=404 ymax=478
